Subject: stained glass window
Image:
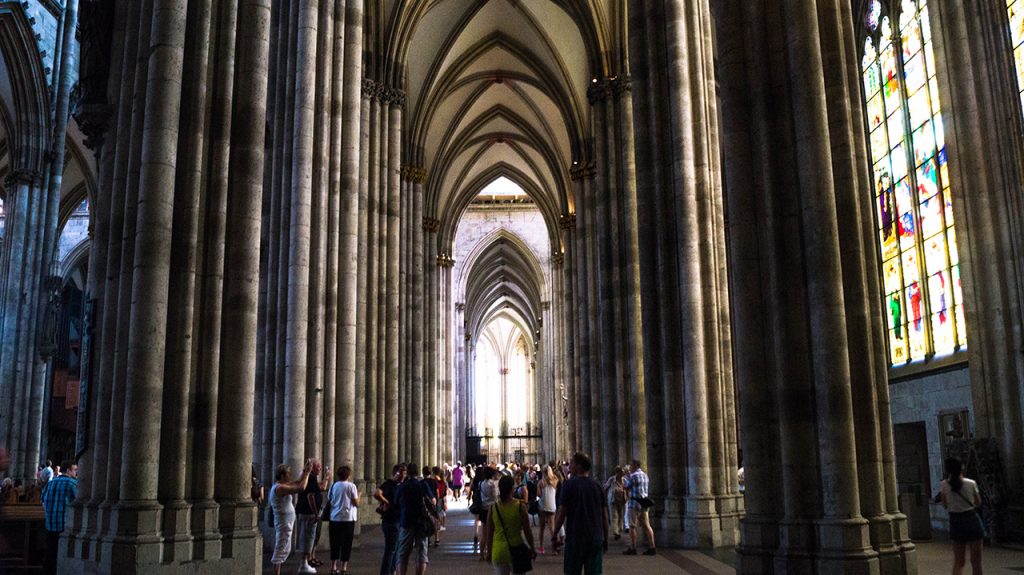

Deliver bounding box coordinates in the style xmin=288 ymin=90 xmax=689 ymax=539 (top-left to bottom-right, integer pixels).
xmin=861 ymin=0 xmax=965 ymax=366
xmin=1008 ymin=0 xmax=1024 ymax=111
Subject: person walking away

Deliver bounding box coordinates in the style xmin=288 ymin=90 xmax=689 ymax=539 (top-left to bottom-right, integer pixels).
xmin=487 ymin=475 xmax=538 ymax=575
xmin=470 ymin=468 xmax=486 ymax=551
xmin=327 ymin=465 xmax=360 ymax=575
xmin=396 ymin=464 xmax=436 ymax=575
xmin=375 ymin=464 xmax=407 ymax=575
xmin=451 ymin=462 xmax=464 ymax=502
xmin=431 ymin=466 xmax=448 ymax=544
xmin=269 ymin=461 xmax=313 ymax=575
xmin=480 ymin=466 xmax=500 ymax=560
xmin=623 ymin=459 xmax=655 ymax=555
xmin=41 ymin=460 xmax=76 ymax=575
xmin=553 ymin=452 xmax=608 ymax=575
xmin=939 ymin=457 xmax=985 ymax=575
xmin=536 ymin=464 xmax=559 ymax=554
xmin=603 ymin=467 xmax=626 ymax=541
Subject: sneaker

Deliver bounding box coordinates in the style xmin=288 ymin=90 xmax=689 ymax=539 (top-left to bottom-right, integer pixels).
xmin=644 ymin=548 xmax=657 ymax=556
xmin=440 ymin=526 xmax=447 ymax=532
xmin=623 ymin=548 xmax=637 ymax=555
xmin=298 ymin=561 xmax=317 ymax=573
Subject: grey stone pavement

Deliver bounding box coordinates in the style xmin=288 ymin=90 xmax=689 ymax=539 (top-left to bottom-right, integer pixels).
xmin=263 ymin=498 xmax=1024 ymax=574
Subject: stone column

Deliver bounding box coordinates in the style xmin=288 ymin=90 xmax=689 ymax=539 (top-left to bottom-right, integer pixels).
xmin=111 ymin=0 xmax=189 ymax=565
xmin=215 ymin=1 xmax=272 ymax=566
xmin=931 ymin=0 xmax=1024 ymax=539
xmin=336 ymin=0 xmax=364 ymax=471
xmin=385 ymin=92 xmax=403 ymax=472
xmin=629 ymin=0 xmax=740 ymax=549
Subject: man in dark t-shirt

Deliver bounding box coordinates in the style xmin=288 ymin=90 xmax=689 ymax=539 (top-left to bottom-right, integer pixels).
xmin=553 ymin=452 xmax=609 ymax=575
xmin=395 ymin=464 xmax=436 ymax=575
xmin=376 ymin=464 xmax=407 ymax=575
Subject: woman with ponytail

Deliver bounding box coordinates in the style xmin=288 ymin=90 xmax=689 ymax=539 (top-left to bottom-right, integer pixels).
xmin=939 ymin=457 xmax=985 ymax=574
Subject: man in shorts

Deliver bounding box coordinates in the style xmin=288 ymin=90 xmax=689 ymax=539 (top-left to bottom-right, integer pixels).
xmin=623 ymin=459 xmax=656 ymax=555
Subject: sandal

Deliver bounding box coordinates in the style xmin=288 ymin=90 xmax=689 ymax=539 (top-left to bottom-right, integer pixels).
xmin=309 ymin=558 xmax=324 ymax=567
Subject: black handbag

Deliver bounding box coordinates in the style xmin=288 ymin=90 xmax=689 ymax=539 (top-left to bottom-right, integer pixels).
xmin=494 ymin=502 xmax=532 ymax=573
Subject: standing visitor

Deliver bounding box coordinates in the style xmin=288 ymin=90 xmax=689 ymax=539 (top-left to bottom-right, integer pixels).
xmin=552 ymin=452 xmax=608 ymax=575
xmin=623 ymin=459 xmax=655 ymax=556
xmin=41 ymin=460 xmax=76 ymax=575
xmin=470 ymin=467 xmax=487 ymax=551
xmin=375 ymin=463 xmax=407 ymax=575
xmin=939 ymin=458 xmax=985 ymax=575
xmin=269 ymin=461 xmax=313 ymax=575
xmin=480 ymin=466 xmax=500 ymax=560
xmin=486 ymin=475 xmax=538 ymax=575
xmin=431 ymin=466 xmax=448 ymax=544
xmin=295 ymin=459 xmax=326 ymax=572
xmin=451 ymin=461 xmax=464 ymax=502
xmin=39 ymin=460 xmax=54 ymax=487
xmin=603 ymin=467 xmax=626 ymax=540
xmin=395 ymin=464 xmax=435 ymax=575
xmin=536 ymin=464 xmax=559 ymax=553
xmin=327 ymin=465 xmax=359 ymax=575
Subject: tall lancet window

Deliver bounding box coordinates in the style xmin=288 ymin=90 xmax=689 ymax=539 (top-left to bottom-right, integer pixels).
xmin=1008 ymin=0 xmax=1024 ymax=109
xmin=861 ymin=0 xmax=965 ymax=367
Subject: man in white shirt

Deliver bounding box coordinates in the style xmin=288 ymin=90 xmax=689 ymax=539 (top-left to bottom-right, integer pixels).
xmin=39 ymin=460 xmax=54 ymax=486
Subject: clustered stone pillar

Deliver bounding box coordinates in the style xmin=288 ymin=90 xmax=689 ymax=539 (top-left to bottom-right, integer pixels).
xmin=256 ymin=0 xmax=365 ymax=499
xmin=566 ymin=74 xmax=646 ymax=479
xmin=930 ymin=0 xmax=1024 ymax=541
xmin=63 ymin=0 xmax=272 ymax=572
xmin=715 ymin=0 xmax=914 ymax=571
xmin=627 ymin=0 xmax=741 ymax=549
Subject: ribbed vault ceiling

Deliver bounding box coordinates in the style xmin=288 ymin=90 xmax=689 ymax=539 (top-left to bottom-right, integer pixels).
xmin=378 ymin=0 xmax=623 ymax=254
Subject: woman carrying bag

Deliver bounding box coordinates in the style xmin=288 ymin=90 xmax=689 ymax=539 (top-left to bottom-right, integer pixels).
xmin=326 ymin=465 xmax=360 ymax=575
xmin=939 ymin=458 xmax=986 ymax=575
xmin=487 ymin=475 xmax=537 ymax=575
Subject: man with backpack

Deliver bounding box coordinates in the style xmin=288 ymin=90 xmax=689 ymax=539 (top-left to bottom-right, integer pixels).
xmin=395 ymin=463 xmax=437 ymax=575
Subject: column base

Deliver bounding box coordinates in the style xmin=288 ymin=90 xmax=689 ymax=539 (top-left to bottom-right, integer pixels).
xmin=160 ymin=499 xmax=193 ymax=562
xmin=104 ymin=501 xmax=164 ymax=571
xmin=191 ymin=499 xmax=223 ymax=560
xmin=737 ymin=513 xmax=780 ymax=574
xmin=813 ymin=517 xmax=879 ymax=575
xmin=217 ymin=498 xmax=261 ymax=568
xmin=659 ymin=494 xmax=740 ymax=548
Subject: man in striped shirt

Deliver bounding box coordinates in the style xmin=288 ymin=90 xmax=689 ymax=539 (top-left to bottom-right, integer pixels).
xmin=623 ymin=459 xmax=656 ymax=556
xmin=41 ymin=460 xmax=77 ymax=575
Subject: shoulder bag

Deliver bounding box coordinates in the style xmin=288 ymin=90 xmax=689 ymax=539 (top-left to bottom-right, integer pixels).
xmin=494 ymin=502 xmax=533 ymax=573
xmin=952 ymin=488 xmax=990 ymax=541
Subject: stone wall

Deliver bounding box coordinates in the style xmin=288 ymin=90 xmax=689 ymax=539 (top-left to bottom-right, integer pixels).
xmin=889 ymin=363 xmax=973 ymax=532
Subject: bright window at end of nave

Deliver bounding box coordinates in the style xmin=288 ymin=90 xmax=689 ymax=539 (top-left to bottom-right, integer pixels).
xmin=861 ymin=0 xmax=966 ymax=367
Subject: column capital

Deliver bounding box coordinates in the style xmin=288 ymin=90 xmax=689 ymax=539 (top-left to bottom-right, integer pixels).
xmin=559 ymin=213 xmax=577 ymax=229
xmin=383 ymin=87 xmax=407 ymax=108
xmin=569 ymin=161 xmax=595 ymax=181
xmin=362 ymin=78 xmax=384 ymax=101
xmin=551 ymin=252 xmax=565 ymax=266
xmin=437 ymin=253 xmax=455 ymax=268
xmin=402 ymin=165 xmax=428 ymax=183
xmin=4 ymin=168 xmax=44 ymax=188
xmin=422 ymin=217 xmax=440 ymax=233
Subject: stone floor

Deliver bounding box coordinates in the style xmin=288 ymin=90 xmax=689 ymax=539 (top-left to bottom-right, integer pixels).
xmin=263 ymin=498 xmax=1024 ymax=574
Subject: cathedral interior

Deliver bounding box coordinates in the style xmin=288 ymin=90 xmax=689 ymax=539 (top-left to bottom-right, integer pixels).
xmin=0 ymin=0 xmax=1023 ymax=573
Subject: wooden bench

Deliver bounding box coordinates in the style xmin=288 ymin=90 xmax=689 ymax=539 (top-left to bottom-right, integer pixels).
xmin=0 ymin=503 xmax=45 ymax=570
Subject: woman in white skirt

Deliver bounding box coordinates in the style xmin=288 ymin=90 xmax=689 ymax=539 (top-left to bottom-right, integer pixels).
xmin=269 ymin=460 xmax=313 ymax=575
